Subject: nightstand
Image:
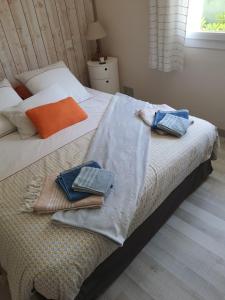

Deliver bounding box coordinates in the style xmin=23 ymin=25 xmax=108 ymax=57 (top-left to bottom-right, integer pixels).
xmin=87 ymin=57 xmax=120 ymax=94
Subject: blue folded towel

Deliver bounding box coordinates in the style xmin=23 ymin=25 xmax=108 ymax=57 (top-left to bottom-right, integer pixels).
xmin=152 ymin=109 xmax=189 ymax=129
xmin=72 ymin=167 xmax=114 ymax=197
xmin=157 ymin=114 xmax=191 ymax=137
xmin=56 ymin=161 xmax=101 ymax=202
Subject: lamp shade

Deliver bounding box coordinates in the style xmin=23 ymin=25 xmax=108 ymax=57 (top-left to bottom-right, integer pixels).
xmin=86 ymin=21 xmax=106 ymax=40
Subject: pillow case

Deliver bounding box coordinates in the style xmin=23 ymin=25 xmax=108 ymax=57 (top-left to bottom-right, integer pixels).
xmin=26 ymin=97 xmax=88 ymax=139
xmin=14 ymin=85 xmax=32 ymax=100
xmin=16 ymin=61 xmax=91 ymax=103
xmin=2 ymin=84 xmax=69 ymax=139
xmin=0 ymin=79 xmax=23 ymax=137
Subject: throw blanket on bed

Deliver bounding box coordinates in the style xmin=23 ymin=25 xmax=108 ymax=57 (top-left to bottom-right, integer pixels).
xmin=52 ymin=93 xmax=151 ymax=245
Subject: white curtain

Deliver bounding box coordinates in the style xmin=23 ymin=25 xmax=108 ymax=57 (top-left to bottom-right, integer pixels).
xmin=149 ymin=0 xmax=189 ymax=72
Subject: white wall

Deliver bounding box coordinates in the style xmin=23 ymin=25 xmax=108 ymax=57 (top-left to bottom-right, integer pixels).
xmin=95 ymin=0 xmax=225 ymax=130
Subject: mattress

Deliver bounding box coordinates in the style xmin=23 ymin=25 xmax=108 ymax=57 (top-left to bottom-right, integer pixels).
xmin=0 ymin=88 xmax=218 ymax=300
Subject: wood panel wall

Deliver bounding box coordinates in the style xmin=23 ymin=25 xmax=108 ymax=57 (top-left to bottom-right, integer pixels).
xmin=0 ymin=0 xmax=95 ymax=85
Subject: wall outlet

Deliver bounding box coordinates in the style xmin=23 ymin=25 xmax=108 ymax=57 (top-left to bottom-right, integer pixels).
xmin=123 ymin=86 xmax=134 ymax=97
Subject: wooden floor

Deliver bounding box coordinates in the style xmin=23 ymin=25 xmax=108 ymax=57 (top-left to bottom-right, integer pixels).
xmin=1 ymin=138 xmax=224 ymax=300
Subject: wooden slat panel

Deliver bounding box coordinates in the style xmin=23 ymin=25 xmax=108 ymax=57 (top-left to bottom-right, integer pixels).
xmin=0 ymin=0 xmax=28 ymax=73
xmin=83 ymin=0 xmax=96 ymax=59
xmin=0 ymin=62 xmax=6 ymax=82
xmin=20 ymin=0 xmax=49 ymax=67
xmin=65 ymin=0 xmax=87 ymax=83
xmin=84 ymin=0 xmax=95 ymax=23
xmin=45 ymin=0 xmax=69 ymax=65
xmin=75 ymin=0 xmax=90 ymax=62
xmin=0 ymin=22 xmax=18 ymax=84
xmin=55 ymin=0 xmax=79 ymax=77
xmin=0 ymin=0 xmax=93 ymax=84
xmin=33 ymin=0 xmax=58 ymax=64
xmin=8 ymin=0 xmax=39 ymax=70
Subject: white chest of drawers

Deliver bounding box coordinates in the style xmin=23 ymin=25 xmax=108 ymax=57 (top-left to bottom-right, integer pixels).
xmin=87 ymin=57 xmax=120 ymax=94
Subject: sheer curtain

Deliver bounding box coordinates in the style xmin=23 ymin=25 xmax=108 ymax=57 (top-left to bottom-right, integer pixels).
xmin=149 ymin=0 xmax=189 ymax=72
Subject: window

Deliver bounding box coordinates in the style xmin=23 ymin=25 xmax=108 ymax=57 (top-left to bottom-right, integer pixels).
xmin=201 ymin=0 xmax=225 ymax=32
xmin=186 ymin=0 xmax=225 ymax=49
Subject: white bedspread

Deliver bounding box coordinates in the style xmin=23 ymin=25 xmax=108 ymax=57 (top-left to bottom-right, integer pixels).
xmin=0 ymin=89 xmax=218 ymax=300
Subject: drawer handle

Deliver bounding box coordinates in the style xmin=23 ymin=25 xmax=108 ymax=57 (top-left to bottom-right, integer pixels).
xmin=106 ymin=80 xmax=109 ymax=83
xmin=105 ymin=68 xmax=108 ymax=71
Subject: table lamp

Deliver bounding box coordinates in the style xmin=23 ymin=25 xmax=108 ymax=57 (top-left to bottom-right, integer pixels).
xmin=86 ymin=21 xmax=107 ymax=63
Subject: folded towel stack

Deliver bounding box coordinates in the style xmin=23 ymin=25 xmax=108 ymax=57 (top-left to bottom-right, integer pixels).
xmin=152 ymin=109 xmax=189 ymax=129
xmin=152 ymin=109 xmax=192 ymax=137
xmin=72 ymin=167 xmax=114 ymax=197
xmin=56 ymin=161 xmax=101 ymax=201
xmin=32 ymin=175 xmax=104 ymax=214
xmin=23 ymin=160 xmax=114 ymax=214
xmin=157 ymin=114 xmax=192 ymax=137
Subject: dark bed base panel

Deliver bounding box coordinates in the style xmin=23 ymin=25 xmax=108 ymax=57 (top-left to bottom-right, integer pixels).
xmin=74 ymin=159 xmax=213 ymax=300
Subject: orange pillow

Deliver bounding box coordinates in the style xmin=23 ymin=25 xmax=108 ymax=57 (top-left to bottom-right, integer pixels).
xmin=26 ymin=97 xmax=88 ymax=138
xmin=15 ymin=85 xmax=32 ymax=100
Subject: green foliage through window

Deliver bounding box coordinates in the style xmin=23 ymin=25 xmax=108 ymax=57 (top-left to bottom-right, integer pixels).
xmin=201 ymin=0 xmax=225 ymax=32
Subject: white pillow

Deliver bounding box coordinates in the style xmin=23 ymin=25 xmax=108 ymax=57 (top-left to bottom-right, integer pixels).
xmin=16 ymin=61 xmax=91 ymax=103
xmin=0 ymin=79 xmax=23 ymax=137
xmin=2 ymin=84 xmax=69 ymax=139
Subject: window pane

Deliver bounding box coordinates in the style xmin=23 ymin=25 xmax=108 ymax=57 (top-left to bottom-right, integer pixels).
xmin=201 ymin=0 xmax=225 ymax=31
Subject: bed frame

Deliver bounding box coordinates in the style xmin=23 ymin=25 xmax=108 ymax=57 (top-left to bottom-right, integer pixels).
xmin=37 ymin=159 xmax=212 ymax=300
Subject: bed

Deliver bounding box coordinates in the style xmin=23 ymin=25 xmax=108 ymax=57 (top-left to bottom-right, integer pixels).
xmin=0 ymin=88 xmax=218 ymax=300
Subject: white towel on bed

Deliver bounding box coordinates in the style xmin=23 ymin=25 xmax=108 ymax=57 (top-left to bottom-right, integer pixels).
xmin=52 ymin=93 xmax=152 ymax=245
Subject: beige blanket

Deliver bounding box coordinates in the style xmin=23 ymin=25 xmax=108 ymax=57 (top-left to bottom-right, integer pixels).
xmin=0 ymin=117 xmax=218 ymax=300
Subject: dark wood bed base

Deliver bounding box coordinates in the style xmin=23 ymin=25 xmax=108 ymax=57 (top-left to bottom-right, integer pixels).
xmin=37 ymin=159 xmax=212 ymax=300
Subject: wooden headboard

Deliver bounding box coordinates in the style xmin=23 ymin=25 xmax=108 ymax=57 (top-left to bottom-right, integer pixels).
xmin=0 ymin=0 xmax=95 ymax=86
